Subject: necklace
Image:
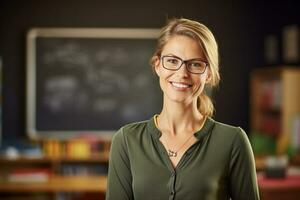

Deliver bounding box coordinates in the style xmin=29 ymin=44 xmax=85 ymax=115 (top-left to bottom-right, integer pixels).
xmin=154 ymin=115 xmax=206 ymax=157
xmin=165 ymin=134 xmax=195 ymax=157
xmin=154 ymin=115 xmax=195 ymax=157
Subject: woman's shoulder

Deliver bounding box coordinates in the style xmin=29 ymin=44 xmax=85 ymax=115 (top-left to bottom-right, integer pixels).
xmin=210 ymin=119 xmax=248 ymax=144
xmin=213 ymin=120 xmax=243 ymax=132
xmin=113 ymin=119 xmax=151 ymax=139
xmin=121 ymin=119 xmax=150 ymax=132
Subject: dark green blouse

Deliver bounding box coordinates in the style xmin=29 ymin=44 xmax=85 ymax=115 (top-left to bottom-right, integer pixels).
xmin=106 ymin=117 xmax=260 ymax=200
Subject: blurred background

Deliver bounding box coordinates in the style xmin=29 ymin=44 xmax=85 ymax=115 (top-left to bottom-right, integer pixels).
xmin=0 ymin=0 xmax=299 ymax=199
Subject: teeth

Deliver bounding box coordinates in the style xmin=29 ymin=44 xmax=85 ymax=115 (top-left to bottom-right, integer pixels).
xmin=171 ymin=82 xmax=190 ymax=88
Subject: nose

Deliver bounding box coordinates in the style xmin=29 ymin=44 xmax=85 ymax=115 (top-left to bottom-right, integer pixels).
xmin=176 ymin=62 xmax=189 ymax=77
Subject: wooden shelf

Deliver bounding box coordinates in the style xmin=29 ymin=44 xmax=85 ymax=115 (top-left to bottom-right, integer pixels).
xmin=0 ymin=176 xmax=107 ymax=192
xmin=0 ymin=152 xmax=109 ymax=164
xmin=0 ymin=152 xmax=109 ymax=199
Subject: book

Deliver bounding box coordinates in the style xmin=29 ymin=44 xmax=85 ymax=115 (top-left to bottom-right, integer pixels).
xmin=8 ymin=168 xmax=50 ymax=183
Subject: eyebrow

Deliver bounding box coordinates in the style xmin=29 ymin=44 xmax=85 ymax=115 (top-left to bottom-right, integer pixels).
xmin=163 ymin=54 xmax=207 ymax=62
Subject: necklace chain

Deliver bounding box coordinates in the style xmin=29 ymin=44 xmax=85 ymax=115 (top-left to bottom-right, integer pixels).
xmin=154 ymin=115 xmax=205 ymax=157
xmin=155 ymin=115 xmax=195 ymax=157
xmin=166 ymin=133 xmax=194 ymax=157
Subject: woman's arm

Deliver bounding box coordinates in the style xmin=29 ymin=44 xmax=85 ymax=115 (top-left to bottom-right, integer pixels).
xmin=106 ymin=128 xmax=134 ymax=200
xmin=229 ymin=128 xmax=260 ymax=200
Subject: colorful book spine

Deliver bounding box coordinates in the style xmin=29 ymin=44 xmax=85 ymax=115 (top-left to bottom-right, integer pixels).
xmin=8 ymin=168 xmax=51 ymax=183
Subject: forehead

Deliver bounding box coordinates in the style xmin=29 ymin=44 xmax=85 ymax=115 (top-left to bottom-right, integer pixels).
xmin=161 ymin=35 xmax=205 ymax=59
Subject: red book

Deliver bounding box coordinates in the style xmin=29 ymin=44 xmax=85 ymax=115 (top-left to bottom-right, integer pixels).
xmin=8 ymin=168 xmax=51 ymax=183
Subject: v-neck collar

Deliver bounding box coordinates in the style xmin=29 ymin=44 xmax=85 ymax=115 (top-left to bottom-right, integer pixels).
xmin=147 ymin=115 xmax=215 ymax=140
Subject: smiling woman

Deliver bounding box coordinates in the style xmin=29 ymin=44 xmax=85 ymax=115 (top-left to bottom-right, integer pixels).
xmin=153 ymin=35 xmax=210 ymax=109
xmin=106 ymin=18 xmax=260 ymax=200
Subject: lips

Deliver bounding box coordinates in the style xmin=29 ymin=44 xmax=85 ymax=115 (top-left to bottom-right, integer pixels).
xmin=170 ymin=81 xmax=192 ymax=89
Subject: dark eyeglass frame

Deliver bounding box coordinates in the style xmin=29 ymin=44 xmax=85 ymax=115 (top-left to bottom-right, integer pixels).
xmin=161 ymin=55 xmax=209 ymax=74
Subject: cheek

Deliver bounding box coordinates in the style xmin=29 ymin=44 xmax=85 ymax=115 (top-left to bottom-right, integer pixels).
xmin=157 ymin=66 xmax=172 ymax=80
xmin=157 ymin=69 xmax=175 ymax=93
xmin=157 ymin=68 xmax=168 ymax=87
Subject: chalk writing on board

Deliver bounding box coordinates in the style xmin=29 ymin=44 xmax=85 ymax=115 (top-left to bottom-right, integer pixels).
xmin=32 ymin=36 xmax=161 ymax=133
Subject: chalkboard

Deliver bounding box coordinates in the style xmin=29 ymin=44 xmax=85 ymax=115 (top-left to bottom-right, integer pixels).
xmin=26 ymin=28 xmax=162 ymax=139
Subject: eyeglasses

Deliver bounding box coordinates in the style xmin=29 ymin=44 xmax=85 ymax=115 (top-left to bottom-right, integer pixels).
xmin=161 ymin=55 xmax=208 ymax=74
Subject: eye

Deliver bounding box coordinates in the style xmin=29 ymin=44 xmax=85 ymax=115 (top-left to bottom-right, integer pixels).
xmin=166 ymin=57 xmax=179 ymax=65
xmin=190 ymin=62 xmax=203 ymax=68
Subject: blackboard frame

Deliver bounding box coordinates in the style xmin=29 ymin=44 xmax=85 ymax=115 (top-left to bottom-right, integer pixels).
xmin=26 ymin=28 xmax=160 ymax=140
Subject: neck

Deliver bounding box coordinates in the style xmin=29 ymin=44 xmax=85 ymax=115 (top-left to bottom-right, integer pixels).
xmin=157 ymin=98 xmax=205 ymax=136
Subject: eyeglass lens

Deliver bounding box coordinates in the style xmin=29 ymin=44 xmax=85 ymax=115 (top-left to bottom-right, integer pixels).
xmin=162 ymin=56 xmax=207 ymax=74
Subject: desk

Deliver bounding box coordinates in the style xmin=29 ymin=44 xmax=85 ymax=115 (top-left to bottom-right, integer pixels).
xmin=258 ymin=174 xmax=300 ymax=200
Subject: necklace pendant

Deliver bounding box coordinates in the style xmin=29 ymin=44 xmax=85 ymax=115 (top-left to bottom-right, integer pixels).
xmin=168 ymin=150 xmax=177 ymax=157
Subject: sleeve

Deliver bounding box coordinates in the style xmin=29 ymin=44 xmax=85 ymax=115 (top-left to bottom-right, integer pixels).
xmin=229 ymin=127 xmax=260 ymax=200
xmin=106 ymin=127 xmax=134 ymax=200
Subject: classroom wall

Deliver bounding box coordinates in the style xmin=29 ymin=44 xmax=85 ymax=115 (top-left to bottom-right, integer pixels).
xmin=0 ymin=0 xmax=299 ymax=141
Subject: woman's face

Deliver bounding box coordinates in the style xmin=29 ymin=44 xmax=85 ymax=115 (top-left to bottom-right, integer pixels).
xmin=154 ymin=35 xmax=211 ymax=105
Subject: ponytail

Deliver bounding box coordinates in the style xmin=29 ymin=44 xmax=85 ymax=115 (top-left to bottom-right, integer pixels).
xmin=198 ymin=93 xmax=215 ymax=117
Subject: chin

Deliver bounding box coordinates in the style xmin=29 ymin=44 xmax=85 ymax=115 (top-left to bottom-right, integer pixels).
xmin=165 ymin=93 xmax=194 ymax=104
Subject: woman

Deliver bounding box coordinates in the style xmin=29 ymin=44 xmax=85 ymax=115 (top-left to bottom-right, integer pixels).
xmin=106 ymin=18 xmax=260 ymax=200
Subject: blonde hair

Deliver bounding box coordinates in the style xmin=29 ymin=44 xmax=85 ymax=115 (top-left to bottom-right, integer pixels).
xmin=150 ymin=18 xmax=220 ymax=117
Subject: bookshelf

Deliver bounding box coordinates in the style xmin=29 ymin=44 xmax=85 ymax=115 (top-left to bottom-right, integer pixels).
xmin=0 ymin=152 xmax=109 ymax=200
xmin=0 ymin=175 xmax=107 ymax=192
xmin=250 ymin=67 xmax=300 ymax=156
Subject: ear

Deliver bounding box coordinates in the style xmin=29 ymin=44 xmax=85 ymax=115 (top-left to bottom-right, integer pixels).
xmin=153 ymin=56 xmax=161 ymax=76
xmin=205 ymin=69 xmax=212 ymax=83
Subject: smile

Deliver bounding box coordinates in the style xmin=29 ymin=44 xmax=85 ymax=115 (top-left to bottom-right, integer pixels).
xmin=170 ymin=82 xmax=192 ymax=89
